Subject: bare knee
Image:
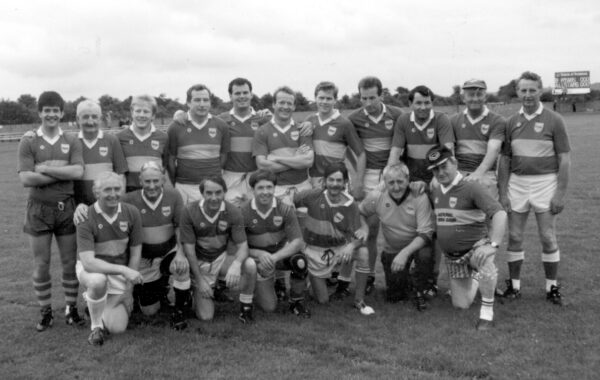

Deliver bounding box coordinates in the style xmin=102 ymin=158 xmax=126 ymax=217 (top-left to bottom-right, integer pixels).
xmin=243 ymin=258 xmax=257 ymax=276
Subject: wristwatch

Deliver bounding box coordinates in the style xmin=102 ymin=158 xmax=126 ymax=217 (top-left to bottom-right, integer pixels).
xmin=490 ymin=241 xmax=500 ymax=248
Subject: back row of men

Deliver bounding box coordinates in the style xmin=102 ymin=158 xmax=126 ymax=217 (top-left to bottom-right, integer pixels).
xmin=17 ymin=71 xmax=570 ymax=346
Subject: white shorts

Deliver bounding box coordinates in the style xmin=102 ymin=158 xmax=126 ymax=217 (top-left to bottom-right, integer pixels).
xmin=138 ymin=249 xmax=177 ymax=283
xmin=223 ymin=170 xmax=253 ymax=206
xmin=195 ymin=251 xmax=228 ymax=288
xmin=76 ymin=261 xmax=127 ymax=295
xmin=508 ymin=173 xmax=557 ymax=213
xmin=275 ymin=180 xmax=312 ymax=206
xmin=304 ymin=245 xmax=344 ymax=278
xmin=363 ymin=168 xmax=383 ymax=192
xmin=175 ymin=182 xmax=203 ymax=204
xmin=463 ymin=170 xmax=498 ymax=200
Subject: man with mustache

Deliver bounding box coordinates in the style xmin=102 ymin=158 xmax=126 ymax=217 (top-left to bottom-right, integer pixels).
xmin=18 ymin=91 xmax=85 ymax=331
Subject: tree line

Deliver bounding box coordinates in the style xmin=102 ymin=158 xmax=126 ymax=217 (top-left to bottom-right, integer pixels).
xmin=2 ymin=82 xmax=599 ymax=125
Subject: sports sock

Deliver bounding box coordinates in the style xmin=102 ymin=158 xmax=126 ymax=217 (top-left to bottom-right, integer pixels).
xmin=545 ymin=279 xmax=557 ymax=292
xmin=511 ymin=279 xmax=521 ymax=290
xmin=33 ymin=278 xmax=52 ymax=308
xmin=62 ymin=273 xmax=79 ymax=306
xmin=86 ymin=293 xmax=107 ymax=330
xmin=480 ymin=297 xmax=494 ymax=321
xmin=239 ymin=293 xmax=253 ymax=304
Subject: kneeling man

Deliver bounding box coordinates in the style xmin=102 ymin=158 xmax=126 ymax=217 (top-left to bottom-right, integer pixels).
xmin=76 ymin=172 xmax=143 ymax=345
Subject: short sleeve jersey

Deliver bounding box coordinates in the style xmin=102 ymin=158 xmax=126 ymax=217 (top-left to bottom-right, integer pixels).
xmin=116 ymin=126 xmax=169 ymax=190
xmin=348 ymin=104 xmax=403 ymax=170
xmin=451 ymin=108 xmax=506 ymax=173
xmin=17 ymin=127 xmax=84 ymax=202
xmin=502 ymin=107 xmax=570 ymax=175
xmin=392 ymin=111 xmax=455 ymax=183
xmin=74 ymin=131 xmax=128 ymax=205
xmin=218 ymin=111 xmax=271 ymax=173
xmin=252 ymin=120 xmax=312 ymax=186
xmin=360 ymin=190 xmax=433 ymax=253
xmin=431 ymin=179 xmax=502 ymax=257
xmin=167 ymin=115 xmax=230 ymax=184
xmin=76 ymin=202 xmax=143 ymax=266
xmin=305 ymin=112 xmax=364 ymax=178
xmin=179 ymin=200 xmax=246 ymax=262
xmin=294 ymin=189 xmax=360 ymax=248
xmin=241 ymin=198 xmax=302 ymax=254
xmin=121 ymin=187 xmax=183 ymax=259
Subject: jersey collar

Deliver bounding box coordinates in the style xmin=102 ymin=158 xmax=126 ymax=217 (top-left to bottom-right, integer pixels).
xmin=410 ymin=110 xmax=435 ymax=131
xmin=317 ymin=109 xmax=340 ymax=126
xmin=271 ymin=118 xmax=295 ymax=134
xmin=519 ymin=103 xmax=544 ymax=121
xmin=251 ymin=197 xmax=277 ymax=219
xmin=78 ymin=129 xmax=104 ymax=149
xmin=363 ymin=103 xmax=387 ymax=124
xmin=230 ymin=107 xmax=256 ymax=123
xmin=324 ymin=189 xmax=354 ymax=207
xmin=439 ymin=172 xmax=463 ymax=194
xmin=141 ymin=190 xmax=164 ymax=211
xmin=464 ymin=106 xmax=489 ymax=125
xmin=129 ymin=124 xmax=157 ymax=141
xmin=94 ymin=202 xmax=122 ymax=224
xmin=188 ymin=113 xmax=212 ymax=130
xmin=199 ymin=199 xmax=226 ymax=224
xmin=36 ymin=126 xmax=64 ymax=145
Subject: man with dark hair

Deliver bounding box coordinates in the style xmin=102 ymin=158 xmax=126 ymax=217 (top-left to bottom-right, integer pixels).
xmin=242 ymin=169 xmax=310 ymax=317
xmin=498 ymin=71 xmax=571 ymax=305
xmin=253 ymin=86 xmax=313 ymax=205
xmin=179 ymin=176 xmax=257 ymax=323
xmin=18 ymin=91 xmax=85 ymax=331
xmin=167 ymin=84 xmax=231 ymax=203
xmin=294 ymin=162 xmax=374 ymax=315
xmin=347 ymin=76 xmax=403 ymax=295
xmin=427 ymin=145 xmax=506 ymax=330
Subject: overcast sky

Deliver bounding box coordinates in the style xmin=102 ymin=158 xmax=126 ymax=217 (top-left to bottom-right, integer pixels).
xmin=1 ymin=0 xmax=598 ymax=103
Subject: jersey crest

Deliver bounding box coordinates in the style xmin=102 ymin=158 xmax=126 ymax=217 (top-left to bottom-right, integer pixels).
xmin=151 ymin=140 xmax=159 ymax=150
xmin=273 ymin=215 xmax=283 ymax=227
xmin=218 ymin=220 xmax=228 ymax=231
xmin=209 ymin=128 xmax=217 ymax=138
xmin=534 ymin=122 xmax=544 ymax=133
xmin=449 ymin=197 xmax=457 ymax=208
xmin=119 ymin=221 xmax=128 ymax=232
xmin=480 ymin=124 xmax=489 ymax=135
xmin=327 ymin=126 xmax=337 ymax=136
xmin=251 ymin=121 xmax=259 ymax=130
xmin=99 ymin=146 xmax=108 ymax=156
xmin=61 ymin=143 xmax=70 ymax=154
xmin=333 ymin=212 xmax=344 ymax=223
xmin=385 ymin=119 xmax=393 ymax=130
xmin=426 ymin=128 xmax=434 ymax=139
xmin=161 ymin=206 xmax=171 ymax=217
xmin=290 ymin=130 xmax=299 ymax=141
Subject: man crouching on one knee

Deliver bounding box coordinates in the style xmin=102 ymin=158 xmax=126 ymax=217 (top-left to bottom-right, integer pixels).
xmin=76 ymin=172 xmax=143 ymax=345
xmin=426 ymin=145 xmax=507 ymax=331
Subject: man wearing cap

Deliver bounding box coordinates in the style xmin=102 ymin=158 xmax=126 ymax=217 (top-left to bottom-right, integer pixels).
xmin=450 ymin=79 xmax=506 ymax=199
xmin=498 ymin=71 xmax=571 ymax=305
xmin=427 ymin=145 xmax=506 ymax=330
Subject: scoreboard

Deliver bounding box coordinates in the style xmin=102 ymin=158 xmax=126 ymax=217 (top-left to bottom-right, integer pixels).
xmin=553 ymin=71 xmax=591 ymax=95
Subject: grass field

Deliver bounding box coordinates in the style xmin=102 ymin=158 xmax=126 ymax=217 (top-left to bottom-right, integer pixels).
xmin=1 ymin=113 xmax=599 ymax=379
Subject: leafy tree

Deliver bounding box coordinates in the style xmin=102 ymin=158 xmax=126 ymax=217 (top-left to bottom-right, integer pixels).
xmin=498 ymin=79 xmax=517 ymax=101
xmin=0 ymin=100 xmax=35 ymax=124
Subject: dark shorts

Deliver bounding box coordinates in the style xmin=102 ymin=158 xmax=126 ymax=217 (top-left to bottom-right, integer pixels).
xmin=23 ymin=198 xmax=76 ymax=237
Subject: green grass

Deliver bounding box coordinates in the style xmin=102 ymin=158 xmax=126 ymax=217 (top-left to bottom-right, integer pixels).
xmin=1 ymin=113 xmax=600 ymax=379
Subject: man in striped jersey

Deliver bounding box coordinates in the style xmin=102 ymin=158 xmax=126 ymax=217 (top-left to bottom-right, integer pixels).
xmin=18 ymin=91 xmax=85 ymax=331
xmin=348 ymin=76 xmax=403 ymax=294
xmin=253 ymin=86 xmax=313 ymax=205
xmin=359 ymin=163 xmax=434 ymax=309
xmin=76 ymin=172 xmax=143 ymax=345
xmin=180 ymin=176 xmax=257 ymax=323
xmin=303 ymin=81 xmax=365 ymax=192
xmin=498 ymin=71 xmax=571 ymax=305
xmin=121 ymin=161 xmax=191 ymax=330
xmin=167 ymin=84 xmax=230 ymax=204
xmin=243 ymin=170 xmax=310 ymax=317
xmin=427 ymin=145 xmax=506 ymax=330
xmin=117 ymin=95 xmax=169 ymax=192
xmin=73 ymin=100 xmax=128 ymax=207
xmin=450 ymin=79 xmax=506 ymax=198
xmin=294 ymin=162 xmax=374 ymax=315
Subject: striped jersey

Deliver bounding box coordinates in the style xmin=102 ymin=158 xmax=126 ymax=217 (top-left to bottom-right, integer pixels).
xmin=392 ymin=110 xmax=455 ymax=183
xmin=121 ymin=187 xmax=183 ymax=260
xmin=218 ymin=110 xmax=270 ymax=173
xmin=180 ymin=200 xmax=246 ymax=262
xmin=17 ymin=127 xmax=84 ymax=202
xmin=359 ymin=190 xmax=433 ymax=253
xmin=304 ymin=111 xmax=364 ymax=177
xmin=451 ymin=107 xmax=506 ymax=173
xmin=294 ymin=189 xmax=360 ymax=248
xmin=241 ymin=198 xmax=302 ymax=253
xmin=348 ymin=104 xmax=403 ymax=170
xmin=431 ymin=175 xmax=502 ymax=257
xmin=502 ymin=106 xmax=570 ymax=175
xmin=252 ymin=120 xmax=312 ymax=185
xmin=116 ymin=125 xmax=168 ymax=191
xmin=167 ymin=115 xmax=230 ymax=184
xmin=76 ymin=202 xmax=143 ymax=265
xmin=74 ymin=130 xmax=128 ymax=205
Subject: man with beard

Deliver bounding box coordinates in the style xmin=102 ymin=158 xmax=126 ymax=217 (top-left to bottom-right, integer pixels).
xmin=498 ymin=71 xmax=571 ymax=304
xmin=179 ymin=176 xmax=257 ymax=323
xmin=121 ymin=161 xmax=191 ymax=330
xmin=18 ymin=91 xmax=85 ymax=331
xmin=294 ymin=162 xmax=374 ymax=315
xmin=242 ymin=169 xmax=310 ymax=317
xmin=76 ymin=172 xmax=143 ymax=345
xmin=253 ymin=86 xmax=313 ymax=205
xmin=359 ymin=163 xmax=434 ymax=310
xmin=167 ymin=85 xmax=230 ymax=204
xmin=117 ymin=95 xmax=169 ymax=192
xmin=450 ymin=79 xmax=506 ymax=198
xmin=426 ymin=145 xmax=506 ymax=330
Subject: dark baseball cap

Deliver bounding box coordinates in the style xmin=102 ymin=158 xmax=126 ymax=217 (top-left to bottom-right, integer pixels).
xmin=462 ymin=79 xmax=487 ymax=90
xmin=426 ymin=145 xmax=454 ymax=170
